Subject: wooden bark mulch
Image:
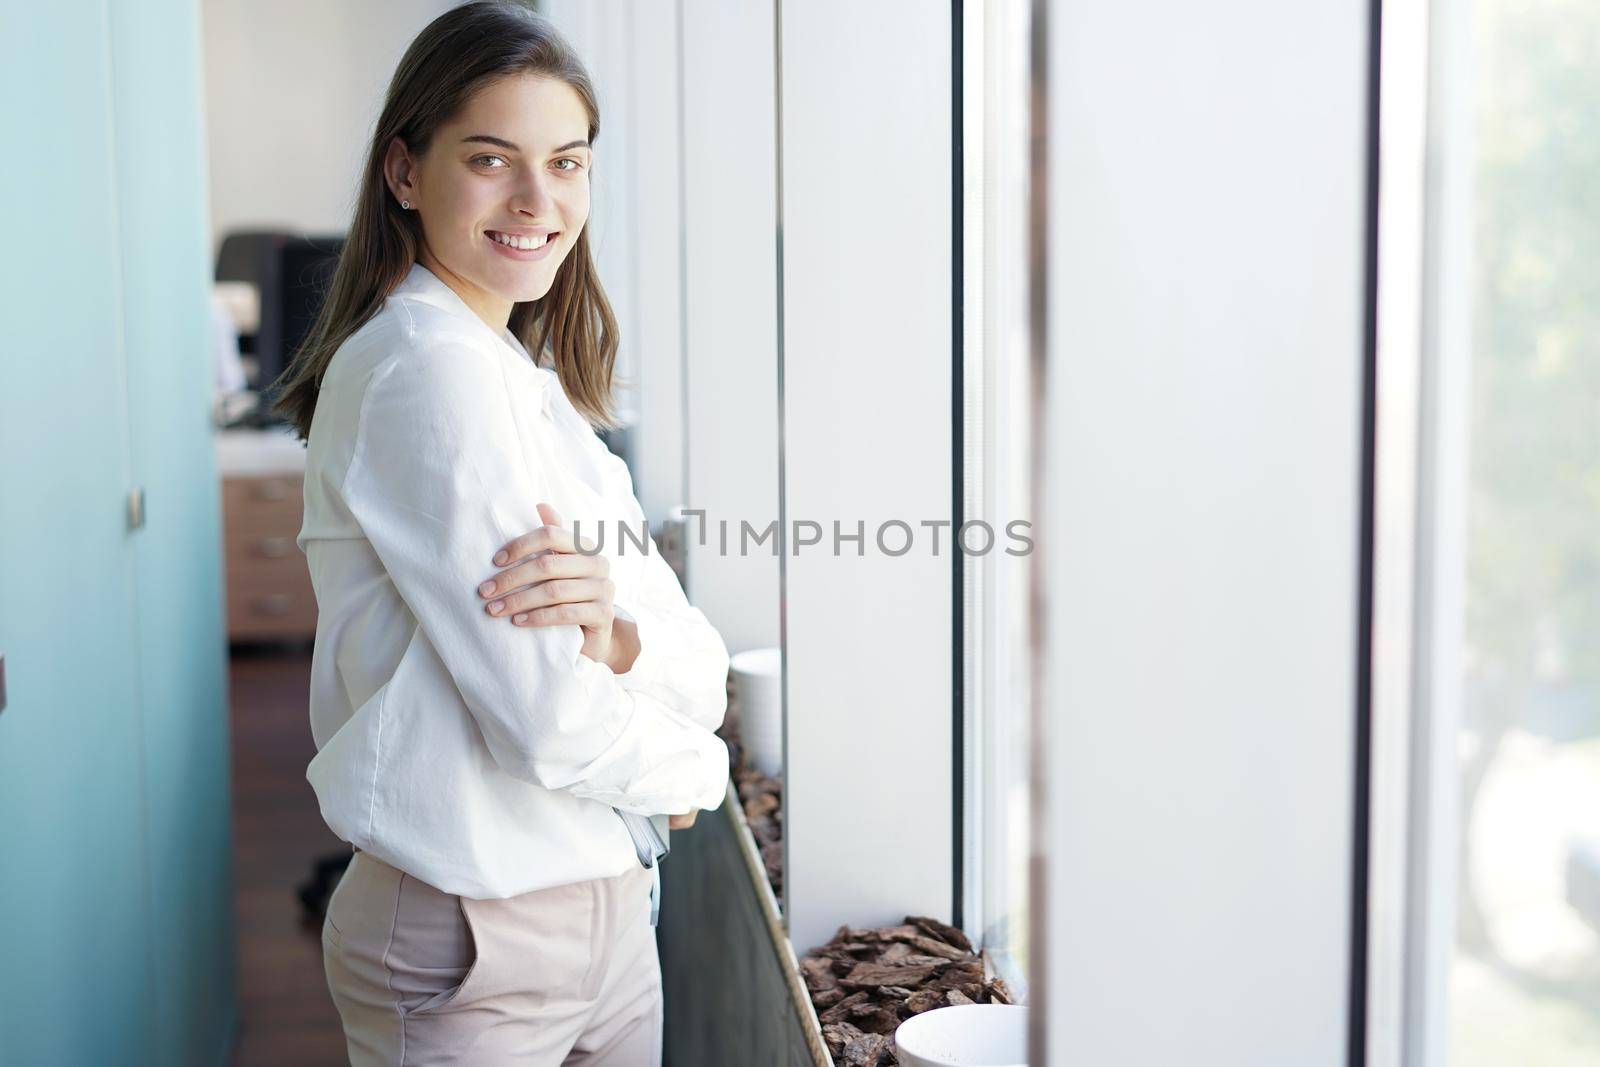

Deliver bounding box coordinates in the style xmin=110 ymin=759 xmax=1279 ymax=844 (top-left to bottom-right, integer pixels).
xmin=802 ymin=916 xmax=1014 ymax=1066
xmin=717 ymin=674 xmax=785 ymax=902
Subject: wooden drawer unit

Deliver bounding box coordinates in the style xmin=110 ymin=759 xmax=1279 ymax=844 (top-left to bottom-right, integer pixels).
xmin=222 ymin=473 xmax=317 ymax=640
xmin=222 ymin=473 xmax=302 ymax=526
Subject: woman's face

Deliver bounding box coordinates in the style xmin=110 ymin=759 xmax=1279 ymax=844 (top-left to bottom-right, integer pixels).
xmin=386 ymin=73 xmax=592 ymax=329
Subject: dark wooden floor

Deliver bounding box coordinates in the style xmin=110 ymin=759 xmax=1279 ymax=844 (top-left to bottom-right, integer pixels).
xmin=227 ymin=643 xmax=351 ymax=1066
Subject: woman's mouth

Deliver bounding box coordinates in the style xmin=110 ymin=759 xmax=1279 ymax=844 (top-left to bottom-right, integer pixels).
xmin=485 ymin=229 xmax=559 ymax=261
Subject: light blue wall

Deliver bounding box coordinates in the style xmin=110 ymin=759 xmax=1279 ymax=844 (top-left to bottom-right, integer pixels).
xmin=0 ymin=0 xmax=237 ymax=1063
xmin=111 ymin=1 xmax=239 ymax=1063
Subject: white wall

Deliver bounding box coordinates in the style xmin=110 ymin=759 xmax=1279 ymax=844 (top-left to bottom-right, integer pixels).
xmin=678 ymin=0 xmax=782 ymax=655
xmin=1037 ymin=1 xmax=1370 ymax=1063
xmin=779 ymin=0 xmax=955 ymax=954
xmin=200 ymin=0 xmax=454 ymax=253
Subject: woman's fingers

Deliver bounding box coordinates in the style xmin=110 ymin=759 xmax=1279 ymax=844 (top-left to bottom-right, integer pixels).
xmin=483 ymin=576 xmax=615 ymax=620
xmin=507 ymin=598 xmax=612 ymax=628
xmin=491 ymin=504 xmax=600 ymax=566
xmin=480 ymin=509 xmax=607 ymax=601
xmin=668 ymin=811 xmax=698 ymax=829
xmin=480 ymin=548 xmax=606 ymax=602
xmin=477 ymin=504 xmax=618 ymax=635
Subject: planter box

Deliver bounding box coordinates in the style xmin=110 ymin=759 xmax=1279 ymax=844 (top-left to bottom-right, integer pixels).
xmin=659 ymin=780 xmax=832 ymax=1067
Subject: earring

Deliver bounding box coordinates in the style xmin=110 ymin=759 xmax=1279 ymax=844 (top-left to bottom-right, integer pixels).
xmin=401 ymin=199 xmax=411 ymax=210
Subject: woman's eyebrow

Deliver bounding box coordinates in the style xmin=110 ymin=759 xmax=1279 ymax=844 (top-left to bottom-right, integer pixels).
xmin=460 ymin=134 xmax=590 ymax=153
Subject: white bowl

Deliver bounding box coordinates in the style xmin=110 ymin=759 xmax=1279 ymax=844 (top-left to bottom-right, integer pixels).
xmin=741 ymin=720 xmax=783 ymax=777
xmin=895 ymin=1004 xmax=1029 ymax=1067
xmin=729 ymin=647 xmax=784 ymax=776
xmin=729 ymin=647 xmax=782 ymax=679
xmin=733 ymin=681 xmax=780 ymax=711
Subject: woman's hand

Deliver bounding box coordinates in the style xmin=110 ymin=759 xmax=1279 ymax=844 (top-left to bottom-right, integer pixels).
xmin=482 ymin=506 xmax=698 ymax=830
xmin=477 ymin=503 xmax=639 ymax=673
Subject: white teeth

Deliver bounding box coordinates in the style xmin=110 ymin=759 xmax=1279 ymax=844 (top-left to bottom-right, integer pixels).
xmin=490 ymin=231 xmax=550 ymax=250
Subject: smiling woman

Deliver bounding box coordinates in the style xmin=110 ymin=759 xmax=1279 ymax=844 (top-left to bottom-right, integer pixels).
xmin=381 ymin=75 xmax=594 ymax=325
xmin=270 ymin=0 xmax=620 ymax=441
xmin=261 ymin=3 xmax=732 ymax=1065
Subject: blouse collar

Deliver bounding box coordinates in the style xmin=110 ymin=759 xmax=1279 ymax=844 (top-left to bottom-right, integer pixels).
xmin=391 ymin=261 xmax=556 ymax=418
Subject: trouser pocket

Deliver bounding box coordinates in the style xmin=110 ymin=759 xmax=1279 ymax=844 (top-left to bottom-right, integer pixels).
xmin=321 ymin=852 xmax=481 ymax=1019
xmin=388 ymin=870 xmax=481 ymax=1017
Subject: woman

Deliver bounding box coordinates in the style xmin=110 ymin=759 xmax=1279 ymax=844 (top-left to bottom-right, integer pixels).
xmin=270 ymin=3 xmax=732 ymax=1064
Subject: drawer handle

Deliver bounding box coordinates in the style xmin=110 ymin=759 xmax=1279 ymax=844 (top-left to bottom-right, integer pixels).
xmin=250 ymin=593 xmax=294 ymax=616
xmin=251 ymin=480 xmax=292 ymax=502
xmin=255 ymin=536 xmax=292 ymax=558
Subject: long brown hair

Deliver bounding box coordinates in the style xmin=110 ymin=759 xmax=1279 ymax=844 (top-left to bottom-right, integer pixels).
xmin=270 ymin=0 xmax=620 ymax=443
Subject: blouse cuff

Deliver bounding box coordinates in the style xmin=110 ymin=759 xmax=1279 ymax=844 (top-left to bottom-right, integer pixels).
xmin=610 ymin=604 xmax=666 ymax=690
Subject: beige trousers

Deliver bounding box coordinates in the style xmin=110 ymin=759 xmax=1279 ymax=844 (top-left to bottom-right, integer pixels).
xmin=321 ymin=848 xmax=663 ymax=1066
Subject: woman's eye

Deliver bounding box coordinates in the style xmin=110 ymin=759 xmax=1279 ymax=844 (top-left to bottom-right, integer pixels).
xmin=474 ymin=155 xmax=508 ymax=169
xmin=553 ymin=158 xmax=583 ymax=172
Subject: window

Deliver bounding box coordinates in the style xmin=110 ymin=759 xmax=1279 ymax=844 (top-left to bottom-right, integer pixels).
xmin=1443 ymin=0 xmax=1600 ymax=1058
xmin=961 ymin=0 xmax=1034 ymax=1000
xmin=1393 ymin=0 xmax=1600 ymax=1060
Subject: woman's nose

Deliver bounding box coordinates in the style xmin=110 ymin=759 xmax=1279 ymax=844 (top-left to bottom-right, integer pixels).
xmin=509 ymin=169 xmax=557 ymax=217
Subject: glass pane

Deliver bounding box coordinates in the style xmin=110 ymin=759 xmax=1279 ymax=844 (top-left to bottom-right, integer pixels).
xmin=1449 ymin=0 xmax=1600 ymax=1060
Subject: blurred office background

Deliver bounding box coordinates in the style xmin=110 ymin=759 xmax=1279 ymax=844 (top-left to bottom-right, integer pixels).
xmin=2 ymin=0 xmax=1598 ymax=1065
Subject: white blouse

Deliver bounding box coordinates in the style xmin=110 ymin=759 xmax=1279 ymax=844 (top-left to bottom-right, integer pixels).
xmin=296 ymin=261 xmax=731 ymax=900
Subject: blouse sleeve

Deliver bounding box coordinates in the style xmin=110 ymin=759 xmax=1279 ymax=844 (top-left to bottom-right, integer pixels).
xmin=340 ymin=338 xmax=728 ymax=816
xmin=608 ymin=532 xmax=733 ymax=736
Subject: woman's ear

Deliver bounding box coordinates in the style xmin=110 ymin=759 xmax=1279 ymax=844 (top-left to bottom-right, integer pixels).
xmin=383 ymin=136 xmax=417 ymax=208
